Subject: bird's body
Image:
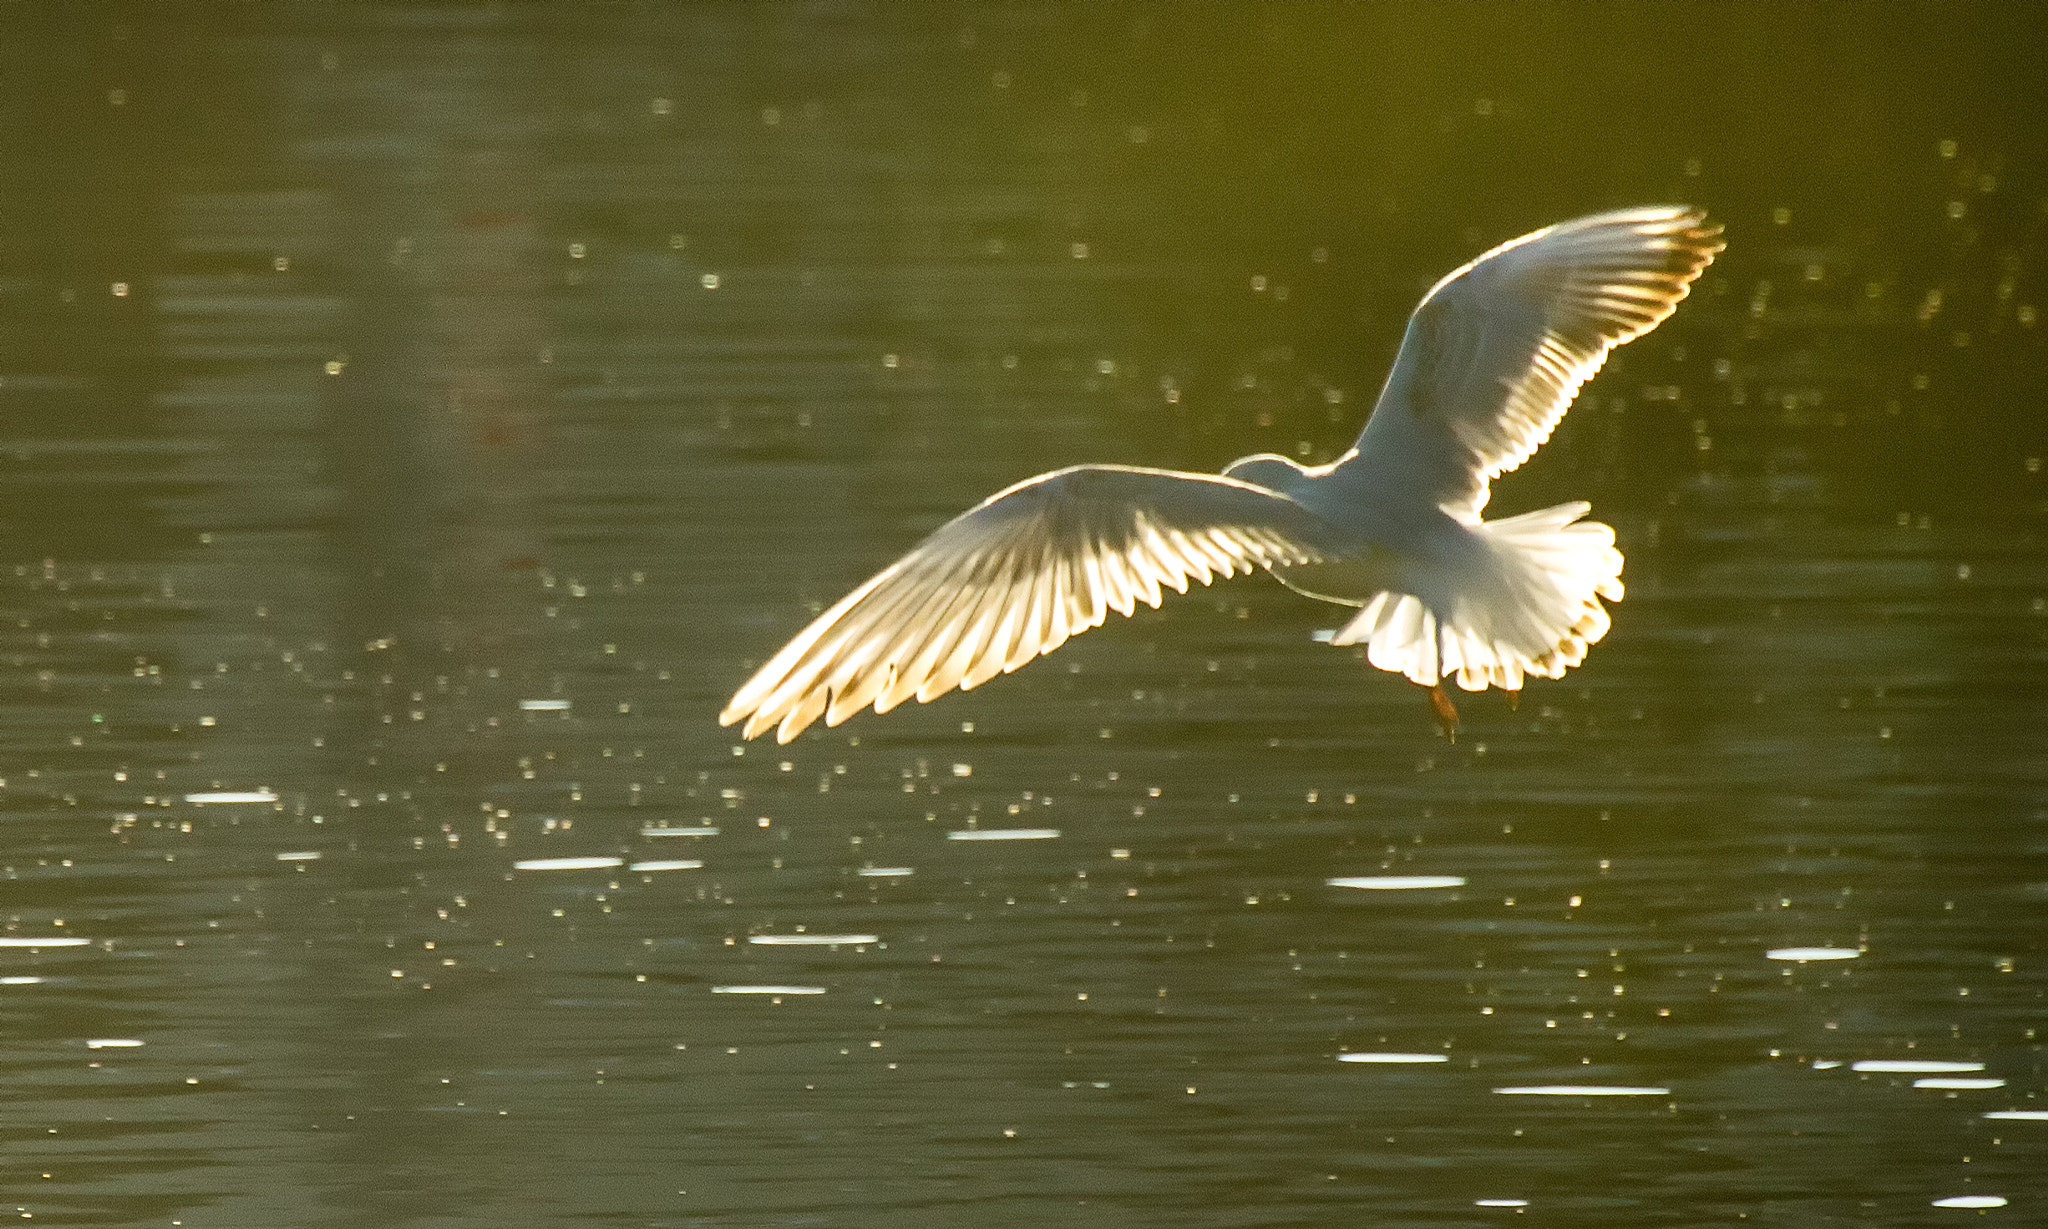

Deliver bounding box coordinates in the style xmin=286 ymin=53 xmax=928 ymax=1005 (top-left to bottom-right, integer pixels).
xmin=722 ymin=207 xmax=1725 ymax=742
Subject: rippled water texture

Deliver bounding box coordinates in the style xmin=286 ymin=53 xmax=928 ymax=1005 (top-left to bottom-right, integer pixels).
xmin=2 ymin=4 xmax=2045 ymax=1226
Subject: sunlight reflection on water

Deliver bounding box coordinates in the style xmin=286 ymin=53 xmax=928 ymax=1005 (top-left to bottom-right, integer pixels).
xmin=1327 ymin=875 xmax=1467 ymax=890
xmin=1 ymin=5 xmax=2044 ymax=1226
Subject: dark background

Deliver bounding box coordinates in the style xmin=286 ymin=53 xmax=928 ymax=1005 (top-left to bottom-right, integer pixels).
xmin=0 ymin=3 xmax=2044 ymax=1225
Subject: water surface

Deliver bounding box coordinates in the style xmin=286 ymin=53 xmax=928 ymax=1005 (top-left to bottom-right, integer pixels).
xmin=2 ymin=4 xmax=2045 ymax=1226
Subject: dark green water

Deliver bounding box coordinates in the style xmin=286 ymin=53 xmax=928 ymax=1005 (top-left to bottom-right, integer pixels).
xmin=2 ymin=4 xmax=2046 ymax=1225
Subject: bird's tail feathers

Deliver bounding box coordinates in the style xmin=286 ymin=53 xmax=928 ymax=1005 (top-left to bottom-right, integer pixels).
xmin=1327 ymin=501 xmax=1623 ymax=691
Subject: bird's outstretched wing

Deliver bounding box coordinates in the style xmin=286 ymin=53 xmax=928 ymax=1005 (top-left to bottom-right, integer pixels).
xmin=1338 ymin=206 xmax=1724 ymax=521
xmin=720 ymin=464 xmax=1348 ymax=742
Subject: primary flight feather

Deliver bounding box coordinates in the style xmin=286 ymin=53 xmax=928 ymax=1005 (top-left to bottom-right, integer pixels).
xmin=722 ymin=206 xmax=1724 ymax=742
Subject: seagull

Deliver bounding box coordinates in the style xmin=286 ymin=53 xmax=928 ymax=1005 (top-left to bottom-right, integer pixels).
xmin=722 ymin=206 xmax=1724 ymax=743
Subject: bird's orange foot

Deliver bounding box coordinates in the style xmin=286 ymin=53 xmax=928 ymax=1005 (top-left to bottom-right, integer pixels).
xmin=1504 ymin=688 xmax=1521 ymax=712
xmin=1428 ymin=684 xmax=1460 ymax=742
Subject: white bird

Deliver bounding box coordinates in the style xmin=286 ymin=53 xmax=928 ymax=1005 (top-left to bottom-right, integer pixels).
xmin=722 ymin=206 xmax=1725 ymax=743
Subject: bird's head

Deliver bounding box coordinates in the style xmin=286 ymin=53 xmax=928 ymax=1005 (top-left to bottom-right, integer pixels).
xmin=1221 ymin=452 xmax=1311 ymax=494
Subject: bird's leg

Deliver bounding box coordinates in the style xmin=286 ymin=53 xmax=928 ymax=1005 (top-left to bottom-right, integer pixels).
xmin=1426 ymin=627 xmax=1461 ymax=743
xmin=1428 ymin=684 xmax=1459 ymax=743
xmin=1504 ymin=688 xmax=1520 ymax=712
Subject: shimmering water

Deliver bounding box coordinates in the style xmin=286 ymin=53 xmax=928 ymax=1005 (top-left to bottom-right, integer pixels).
xmin=2 ymin=4 xmax=2046 ymax=1226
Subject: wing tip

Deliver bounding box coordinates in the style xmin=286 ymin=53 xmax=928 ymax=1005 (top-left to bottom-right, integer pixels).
xmin=1580 ymin=204 xmax=1726 ymax=255
xmin=1642 ymin=204 xmax=1727 ymax=256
